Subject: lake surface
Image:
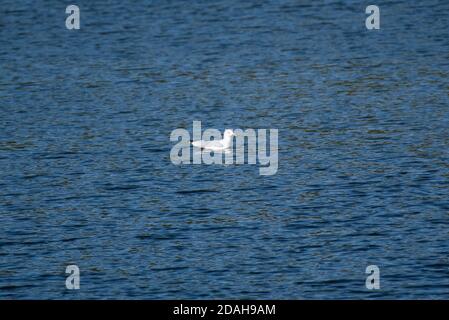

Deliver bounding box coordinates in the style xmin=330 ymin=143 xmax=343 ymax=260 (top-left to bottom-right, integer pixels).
xmin=0 ymin=0 xmax=448 ymax=299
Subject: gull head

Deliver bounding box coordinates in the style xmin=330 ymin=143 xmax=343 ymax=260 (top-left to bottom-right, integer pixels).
xmin=223 ymin=129 xmax=234 ymax=139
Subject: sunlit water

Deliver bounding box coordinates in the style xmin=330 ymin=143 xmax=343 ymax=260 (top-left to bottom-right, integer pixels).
xmin=1 ymin=0 xmax=448 ymax=299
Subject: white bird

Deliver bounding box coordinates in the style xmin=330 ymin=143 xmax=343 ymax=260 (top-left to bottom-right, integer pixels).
xmin=192 ymin=129 xmax=234 ymax=151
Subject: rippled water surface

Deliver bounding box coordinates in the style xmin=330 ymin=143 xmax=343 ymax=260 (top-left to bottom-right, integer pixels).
xmin=1 ymin=0 xmax=448 ymax=299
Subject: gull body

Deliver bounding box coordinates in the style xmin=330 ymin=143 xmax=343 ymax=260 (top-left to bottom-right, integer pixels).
xmin=192 ymin=129 xmax=234 ymax=151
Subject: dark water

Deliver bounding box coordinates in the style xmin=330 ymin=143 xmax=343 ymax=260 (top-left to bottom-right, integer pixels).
xmin=1 ymin=0 xmax=448 ymax=299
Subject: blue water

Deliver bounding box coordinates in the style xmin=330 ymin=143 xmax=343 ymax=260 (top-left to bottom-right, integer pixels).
xmin=1 ymin=0 xmax=448 ymax=299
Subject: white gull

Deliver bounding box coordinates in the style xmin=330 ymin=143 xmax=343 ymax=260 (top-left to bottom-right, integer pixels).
xmin=191 ymin=129 xmax=234 ymax=151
